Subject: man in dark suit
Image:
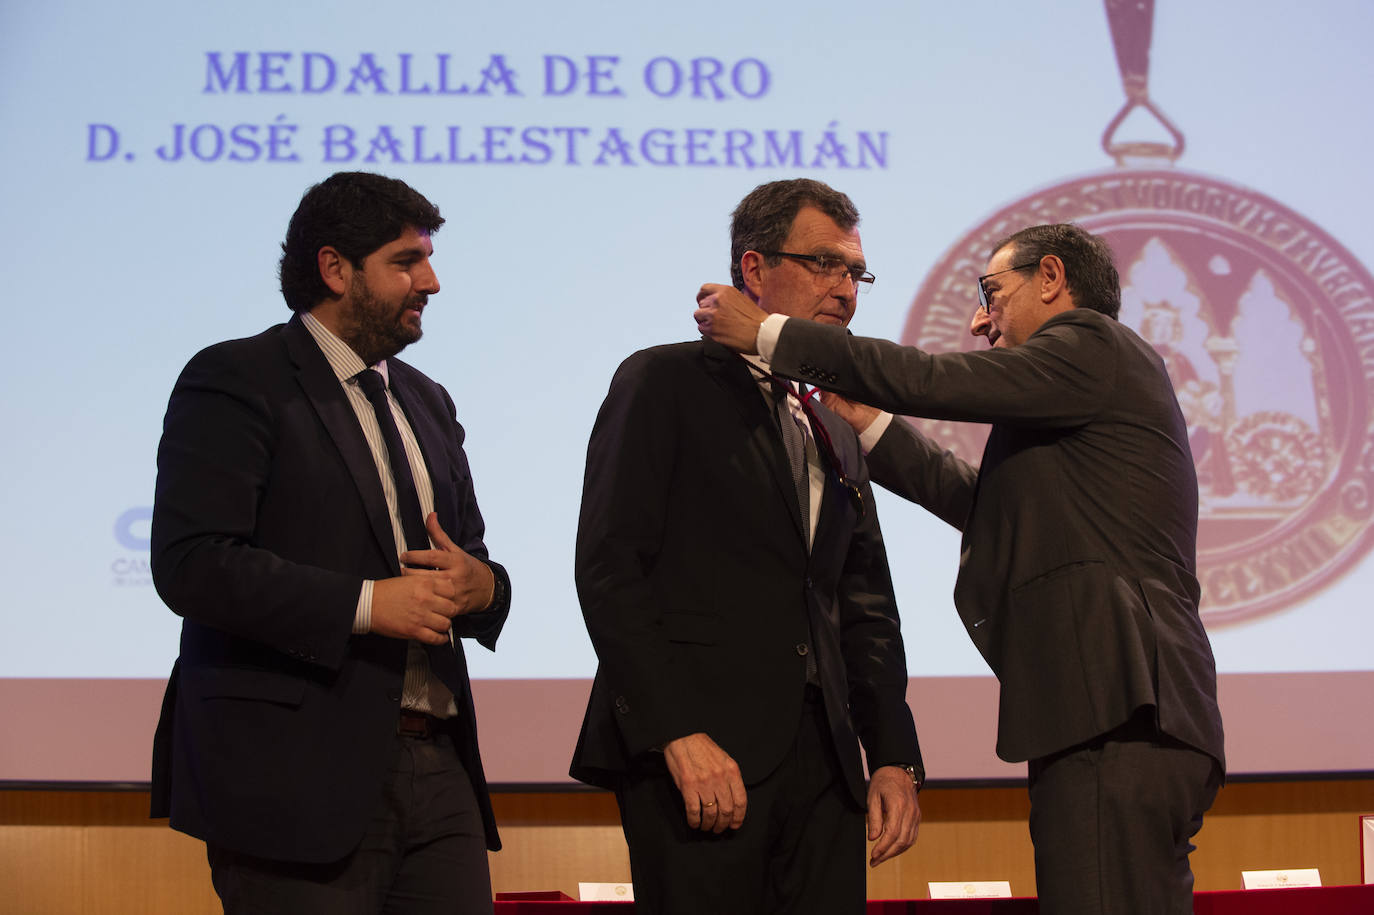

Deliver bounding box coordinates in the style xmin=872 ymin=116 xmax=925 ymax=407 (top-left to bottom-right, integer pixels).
xmin=696 ymin=223 xmax=1224 ymax=914
xmin=572 ymin=179 xmax=922 ymax=915
xmin=150 ymin=171 xmax=510 ymax=915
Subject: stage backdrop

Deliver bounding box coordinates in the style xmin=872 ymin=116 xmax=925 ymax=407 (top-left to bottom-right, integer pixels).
xmin=2 ymin=0 xmax=1371 ymax=784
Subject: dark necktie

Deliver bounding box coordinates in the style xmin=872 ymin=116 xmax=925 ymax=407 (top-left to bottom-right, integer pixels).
xmin=356 ymin=369 xmax=431 ymax=553
xmin=355 ymin=368 xmax=464 ymax=694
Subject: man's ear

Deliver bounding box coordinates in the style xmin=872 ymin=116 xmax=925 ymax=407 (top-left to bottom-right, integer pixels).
xmin=740 ymin=251 xmax=766 ymax=300
xmin=1038 ymin=254 xmax=1068 ymax=304
xmin=318 ymin=246 xmax=349 ymax=297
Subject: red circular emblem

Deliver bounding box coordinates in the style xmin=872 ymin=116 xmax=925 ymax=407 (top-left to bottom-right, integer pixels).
xmin=901 ymin=167 xmax=1374 ymax=624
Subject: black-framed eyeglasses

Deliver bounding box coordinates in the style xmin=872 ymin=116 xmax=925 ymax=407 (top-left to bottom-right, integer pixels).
xmin=765 ymin=251 xmax=875 ymax=294
xmin=976 ymin=261 xmax=1040 ymax=314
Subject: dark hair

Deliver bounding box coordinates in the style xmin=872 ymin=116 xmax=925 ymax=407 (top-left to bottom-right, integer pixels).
xmin=729 ymin=179 xmax=860 ymax=290
xmin=278 ymin=171 xmax=445 ymax=312
xmin=991 ymin=223 xmax=1121 ymax=319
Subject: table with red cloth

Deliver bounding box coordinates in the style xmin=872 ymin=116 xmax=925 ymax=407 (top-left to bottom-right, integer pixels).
xmin=493 ymin=883 xmax=1374 ymax=914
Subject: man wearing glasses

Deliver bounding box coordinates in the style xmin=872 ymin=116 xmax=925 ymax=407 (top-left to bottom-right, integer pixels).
xmin=572 ymin=179 xmax=922 ymax=914
xmin=696 ymin=223 xmax=1224 ymax=914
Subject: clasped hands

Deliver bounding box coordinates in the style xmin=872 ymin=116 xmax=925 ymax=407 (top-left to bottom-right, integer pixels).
xmin=663 ymin=731 xmax=919 ymax=867
xmin=370 ymin=512 xmax=495 ymax=645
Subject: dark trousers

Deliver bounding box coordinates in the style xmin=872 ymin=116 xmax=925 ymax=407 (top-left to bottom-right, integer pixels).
xmin=615 ymin=689 xmax=866 ymax=915
xmin=1027 ymin=713 xmax=1222 ymax=915
xmin=208 ymin=728 xmax=492 ymax=915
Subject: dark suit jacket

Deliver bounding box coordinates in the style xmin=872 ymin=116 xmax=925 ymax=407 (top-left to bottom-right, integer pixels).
xmin=773 ymin=309 xmax=1224 ymax=769
xmin=570 ymin=339 xmax=921 ymax=805
xmin=149 ymin=314 xmax=509 ymax=862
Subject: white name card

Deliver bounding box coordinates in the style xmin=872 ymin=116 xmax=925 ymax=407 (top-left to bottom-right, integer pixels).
xmin=1241 ymin=868 xmax=1322 ymax=889
xmin=928 ymin=880 xmax=1013 ymax=899
xmin=578 ymin=882 xmax=634 ymax=902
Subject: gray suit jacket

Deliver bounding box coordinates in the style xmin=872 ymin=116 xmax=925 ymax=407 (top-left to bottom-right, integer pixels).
xmin=772 ymin=309 xmax=1224 ymax=768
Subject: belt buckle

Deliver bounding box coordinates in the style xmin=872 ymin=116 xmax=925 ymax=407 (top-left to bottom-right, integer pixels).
xmin=398 ymin=711 xmax=432 ymax=739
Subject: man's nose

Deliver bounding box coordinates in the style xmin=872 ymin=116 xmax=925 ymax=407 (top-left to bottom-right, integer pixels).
xmin=970 ymin=308 xmax=993 ymax=338
xmin=828 ymin=273 xmax=857 ymax=305
xmin=416 ymin=259 xmax=440 ymax=295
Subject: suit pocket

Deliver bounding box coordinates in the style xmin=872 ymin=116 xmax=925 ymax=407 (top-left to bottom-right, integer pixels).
xmin=1011 ymin=558 xmax=1104 ymax=594
xmin=187 ymin=666 xmax=308 ymax=708
xmin=662 ymin=610 xmax=721 ymax=645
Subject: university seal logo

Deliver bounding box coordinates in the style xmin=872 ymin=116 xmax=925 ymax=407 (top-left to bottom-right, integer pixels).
xmin=901 ymin=0 xmax=1374 ymax=624
xmin=901 ymin=169 xmax=1374 ymax=624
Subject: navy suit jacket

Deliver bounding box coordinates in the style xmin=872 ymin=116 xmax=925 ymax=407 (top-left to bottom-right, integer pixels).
xmin=150 ymin=313 xmax=509 ymax=862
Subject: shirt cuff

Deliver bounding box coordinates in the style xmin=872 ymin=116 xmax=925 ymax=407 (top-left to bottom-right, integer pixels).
xmin=353 ymin=580 xmax=373 ymax=635
xmin=480 ymin=558 xmax=510 ymax=613
xmin=757 ymin=313 xmax=789 ymax=363
xmin=858 ymin=411 xmax=894 ymax=455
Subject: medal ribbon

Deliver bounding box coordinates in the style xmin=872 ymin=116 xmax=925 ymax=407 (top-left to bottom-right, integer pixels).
xmin=1101 ymin=0 xmax=1185 ymax=163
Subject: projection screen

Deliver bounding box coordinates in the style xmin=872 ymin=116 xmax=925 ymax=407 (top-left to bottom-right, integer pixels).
xmin=1 ymin=0 xmax=1371 ymax=784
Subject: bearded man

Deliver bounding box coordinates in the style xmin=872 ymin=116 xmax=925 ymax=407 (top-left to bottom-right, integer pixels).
xmin=151 ymin=171 xmax=510 ymax=915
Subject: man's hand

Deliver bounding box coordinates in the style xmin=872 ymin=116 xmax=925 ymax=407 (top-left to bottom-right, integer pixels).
xmin=867 ymin=765 xmax=921 ymax=867
xmin=370 ymin=575 xmax=460 ymax=645
xmin=694 ymin=284 xmax=768 ymax=354
xmin=399 ymin=512 xmax=496 ymax=615
xmin=818 ymin=390 xmax=882 ymax=435
xmin=663 ymin=732 xmax=748 ymax=834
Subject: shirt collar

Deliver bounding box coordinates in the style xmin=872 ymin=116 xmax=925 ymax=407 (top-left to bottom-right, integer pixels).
xmin=301 ymin=311 xmax=389 ymax=386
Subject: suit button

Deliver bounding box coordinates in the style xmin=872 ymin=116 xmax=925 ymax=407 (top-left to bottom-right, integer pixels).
xmin=796 ymin=643 xmax=810 ymax=656
xmin=615 ymin=696 xmax=630 ymax=714
xmin=387 ymin=690 xmax=401 ymax=702
xmin=804 ymin=576 xmax=814 ymax=589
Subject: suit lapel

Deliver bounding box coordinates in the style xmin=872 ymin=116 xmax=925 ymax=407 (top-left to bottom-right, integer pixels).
xmin=387 ymin=364 xmax=453 ymax=534
xmin=702 ymin=340 xmax=807 ymax=544
xmin=284 ymin=316 xmax=400 ymax=574
xmin=806 ymin=401 xmax=858 ymax=556
xmin=384 ymin=363 xmax=470 ymax=693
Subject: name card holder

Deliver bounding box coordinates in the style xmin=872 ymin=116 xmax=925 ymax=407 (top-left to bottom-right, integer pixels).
xmin=928 ymin=880 xmax=1013 ymax=899
xmin=578 ymin=882 xmax=634 ymax=902
xmin=1240 ymin=868 xmax=1322 ymax=889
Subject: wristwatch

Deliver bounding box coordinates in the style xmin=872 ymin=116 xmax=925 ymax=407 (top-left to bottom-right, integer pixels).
xmin=898 ymin=764 xmax=922 ymax=790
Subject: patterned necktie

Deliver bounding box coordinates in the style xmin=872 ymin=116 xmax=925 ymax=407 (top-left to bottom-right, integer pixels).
xmin=773 ymin=381 xmax=810 ymax=542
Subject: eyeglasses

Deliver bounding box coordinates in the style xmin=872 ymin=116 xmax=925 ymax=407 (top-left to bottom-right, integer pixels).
xmin=976 ymin=261 xmax=1040 ymax=314
xmin=766 ymin=251 xmax=875 ymax=294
